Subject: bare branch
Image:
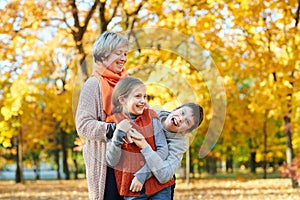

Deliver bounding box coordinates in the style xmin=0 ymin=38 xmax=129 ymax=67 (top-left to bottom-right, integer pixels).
xmin=125 ymin=1 xmax=146 ymax=31
xmin=99 ymin=1 xmax=107 ymax=32
xmin=107 ymin=0 xmax=122 ymax=22
xmin=126 ymin=1 xmax=145 ymax=16
xmin=69 ymin=0 xmax=80 ymax=29
xmin=82 ymin=0 xmax=99 ymax=34
xmin=295 ymin=0 xmax=300 ymax=27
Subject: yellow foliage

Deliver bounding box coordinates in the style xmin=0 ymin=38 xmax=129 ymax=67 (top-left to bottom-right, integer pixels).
xmin=2 ymin=139 xmax=12 ymax=148
xmin=1 ymin=0 xmax=300 ymax=167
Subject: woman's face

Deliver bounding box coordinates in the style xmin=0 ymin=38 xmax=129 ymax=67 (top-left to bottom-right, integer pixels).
xmin=103 ymin=46 xmax=128 ymax=73
xmin=122 ymin=84 xmax=147 ymax=115
xmin=164 ymin=106 xmax=195 ymax=133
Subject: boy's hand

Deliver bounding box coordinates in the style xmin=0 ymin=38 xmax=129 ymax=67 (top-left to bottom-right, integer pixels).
xmin=125 ymin=128 xmax=144 ymax=144
xmin=130 ymin=129 xmax=148 ymax=149
xmin=129 ymin=128 xmax=144 ymax=140
xmin=125 ymin=131 xmax=133 ymax=144
xmin=130 ymin=177 xmax=143 ymax=192
xmin=124 ymin=128 xmax=143 ymax=144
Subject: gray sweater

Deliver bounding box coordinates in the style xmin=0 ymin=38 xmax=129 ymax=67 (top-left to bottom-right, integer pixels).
xmin=106 ymin=112 xmax=168 ymax=184
xmin=136 ymin=110 xmax=188 ymax=184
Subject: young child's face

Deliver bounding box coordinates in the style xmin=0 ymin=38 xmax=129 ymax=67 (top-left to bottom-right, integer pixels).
xmin=164 ymin=106 xmax=195 ymax=133
xmin=123 ymin=84 xmax=147 ymax=115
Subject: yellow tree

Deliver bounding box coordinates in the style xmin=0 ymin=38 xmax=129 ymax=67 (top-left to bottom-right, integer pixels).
xmin=149 ymin=0 xmax=299 ymax=179
xmin=0 ymin=0 xmax=77 ymax=180
xmin=0 ymin=0 xmax=51 ymax=182
xmin=0 ymin=0 xmax=161 ymax=180
xmin=226 ymin=0 xmax=299 ymax=180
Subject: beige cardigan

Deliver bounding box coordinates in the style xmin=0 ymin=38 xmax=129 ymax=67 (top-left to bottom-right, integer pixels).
xmin=75 ymin=76 xmax=108 ymax=200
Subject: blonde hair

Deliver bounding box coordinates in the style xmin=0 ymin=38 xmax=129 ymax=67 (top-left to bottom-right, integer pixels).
xmin=93 ymin=31 xmax=130 ymax=62
xmin=112 ymin=77 xmax=145 ymax=113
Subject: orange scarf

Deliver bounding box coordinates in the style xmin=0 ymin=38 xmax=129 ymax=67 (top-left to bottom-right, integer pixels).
xmin=92 ymin=63 xmax=127 ymax=116
xmin=106 ymin=109 xmax=175 ymax=196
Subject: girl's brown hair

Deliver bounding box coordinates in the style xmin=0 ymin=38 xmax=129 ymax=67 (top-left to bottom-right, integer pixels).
xmin=112 ymin=77 xmax=145 ymax=113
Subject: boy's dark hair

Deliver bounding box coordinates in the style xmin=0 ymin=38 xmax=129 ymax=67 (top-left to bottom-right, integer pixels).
xmin=176 ymin=102 xmax=204 ymax=132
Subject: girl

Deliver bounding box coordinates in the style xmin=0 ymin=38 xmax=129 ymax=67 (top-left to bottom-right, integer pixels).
xmin=106 ymin=77 xmax=174 ymax=200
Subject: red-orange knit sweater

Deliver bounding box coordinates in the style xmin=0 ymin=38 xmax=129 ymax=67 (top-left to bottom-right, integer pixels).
xmin=106 ymin=108 xmax=174 ymax=196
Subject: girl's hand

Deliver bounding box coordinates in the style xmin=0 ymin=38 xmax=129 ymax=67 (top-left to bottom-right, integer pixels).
xmin=130 ymin=177 xmax=143 ymax=192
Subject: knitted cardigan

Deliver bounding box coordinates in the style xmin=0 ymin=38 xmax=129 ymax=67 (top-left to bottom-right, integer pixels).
xmin=75 ymin=77 xmax=108 ymax=200
xmin=106 ymin=109 xmax=175 ymax=196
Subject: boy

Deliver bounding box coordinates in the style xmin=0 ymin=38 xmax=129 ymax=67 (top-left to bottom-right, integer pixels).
xmin=130 ymin=103 xmax=203 ymax=195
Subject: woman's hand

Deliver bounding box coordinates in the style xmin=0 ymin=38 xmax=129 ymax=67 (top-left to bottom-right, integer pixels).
xmin=116 ymin=119 xmax=132 ymax=133
xmin=130 ymin=177 xmax=143 ymax=192
xmin=115 ymin=119 xmax=133 ymax=143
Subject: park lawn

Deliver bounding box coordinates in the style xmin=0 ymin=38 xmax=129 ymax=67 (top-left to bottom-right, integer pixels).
xmin=0 ymin=178 xmax=299 ymax=199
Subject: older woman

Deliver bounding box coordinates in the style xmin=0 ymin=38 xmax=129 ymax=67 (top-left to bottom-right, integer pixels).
xmin=75 ymin=31 xmax=130 ymax=200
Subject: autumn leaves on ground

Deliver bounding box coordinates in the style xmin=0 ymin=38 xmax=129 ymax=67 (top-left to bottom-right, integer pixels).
xmin=0 ymin=178 xmax=300 ymax=200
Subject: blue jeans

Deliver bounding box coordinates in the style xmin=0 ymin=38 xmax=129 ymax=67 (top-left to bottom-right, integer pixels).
xmin=124 ymin=186 xmax=171 ymax=200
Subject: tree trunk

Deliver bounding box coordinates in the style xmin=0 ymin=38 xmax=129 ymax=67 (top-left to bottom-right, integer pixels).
xmin=99 ymin=2 xmax=108 ymax=33
xmin=77 ymin=43 xmax=88 ymax=81
xmin=55 ymin=150 xmax=61 ymax=180
xmin=62 ymin=131 xmax=70 ymax=180
xmin=34 ymin=159 xmax=40 ymax=180
xmin=250 ymin=152 xmax=256 ymax=174
xmin=185 ymin=145 xmax=190 ymax=184
xmin=69 ymin=0 xmax=99 ymax=81
xmin=284 ymin=114 xmax=298 ymax=187
xmin=263 ymin=118 xmax=267 ymax=179
xmin=73 ymin=157 xmax=78 ymax=179
xmin=15 ymin=129 xmax=24 ymax=183
xmin=210 ymin=156 xmax=217 ymax=175
xmin=248 ymin=139 xmax=256 ymax=174
xmin=226 ymin=147 xmax=233 ymax=173
xmin=206 ymin=155 xmax=217 ymax=175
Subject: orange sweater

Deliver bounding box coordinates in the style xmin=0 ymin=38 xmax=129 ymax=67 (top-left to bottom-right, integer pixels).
xmin=107 ymin=108 xmax=174 ymax=196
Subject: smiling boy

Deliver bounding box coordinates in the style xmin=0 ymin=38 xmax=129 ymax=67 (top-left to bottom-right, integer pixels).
xmin=129 ymin=103 xmax=203 ymax=196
